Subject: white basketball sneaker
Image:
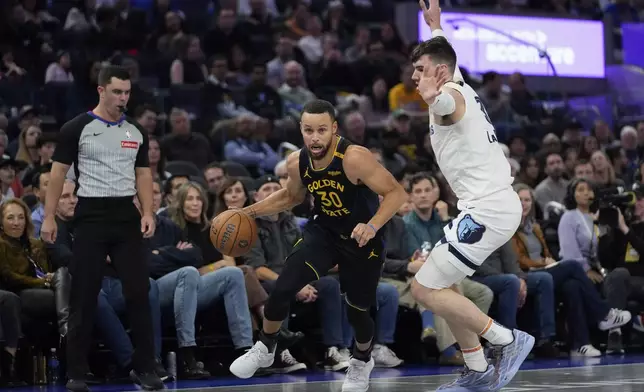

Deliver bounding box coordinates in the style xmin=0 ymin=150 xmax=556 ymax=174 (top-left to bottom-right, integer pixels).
xmin=341 ymin=357 xmax=374 ymax=392
xmin=229 ymin=341 xmax=275 ymax=379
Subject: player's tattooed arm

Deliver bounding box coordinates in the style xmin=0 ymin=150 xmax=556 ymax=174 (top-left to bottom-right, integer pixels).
xmin=243 ymin=151 xmax=306 ymax=218
xmin=344 ymin=146 xmax=408 ymax=231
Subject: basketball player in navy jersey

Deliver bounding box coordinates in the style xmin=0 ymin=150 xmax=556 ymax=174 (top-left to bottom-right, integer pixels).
xmin=229 ymin=99 xmax=407 ymax=392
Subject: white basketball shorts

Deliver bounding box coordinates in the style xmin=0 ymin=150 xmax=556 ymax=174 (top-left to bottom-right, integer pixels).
xmin=415 ymin=189 xmax=522 ymax=289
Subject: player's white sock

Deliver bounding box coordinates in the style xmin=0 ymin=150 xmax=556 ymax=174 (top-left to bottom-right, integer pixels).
xmin=461 ymin=345 xmax=487 ymax=372
xmin=479 ymin=318 xmax=513 ymax=346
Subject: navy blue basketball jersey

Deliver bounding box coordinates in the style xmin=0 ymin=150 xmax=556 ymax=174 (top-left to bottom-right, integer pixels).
xmin=299 ymin=136 xmax=380 ymax=237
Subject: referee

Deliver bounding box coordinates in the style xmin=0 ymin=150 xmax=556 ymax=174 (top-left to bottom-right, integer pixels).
xmin=41 ymin=66 xmax=164 ymax=392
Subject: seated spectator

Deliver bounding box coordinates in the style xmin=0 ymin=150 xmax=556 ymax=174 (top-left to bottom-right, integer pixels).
xmin=167 ymin=182 xmax=260 ymax=354
xmin=45 ymin=51 xmax=74 ymax=83
xmin=159 ymin=174 xmax=190 ymax=214
xmin=0 ymin=289 xmax=25 ymax=386
xmin=513 ymin=183 xmax=631 ymax=357
xmin=472 ymin=241 xmax=559 ymax=358
xmin=476 ymin=71 xmax=514 ymax=125
xmin=403 ymin=172 xmax=451 ymax=255
xmin=203 ymin=163 xmax=226 ymax=196
xmin=30 ymin=165 xmax=51 ymax=237
xmin=148 ymin=136 xmax=170 ymax=182
xmin=382 ymin=205 xmax=492 ymax=365
xmin=534 ymin=152 xmax=568 ymax=212
xmin=156 ymin=11 xmax=186 ymax=57
xmin=161 ymin=108 xmax=214 ymax=170
xmin=15 ymin=125 xmax=42 ymax=167
xmin=21 ymin=133 xmax=56 ymax=195
xmin=134 ymin=104 xmax=159 ymax=136
xmin=0 ymin=198 xmax=70 ymax=339
xmin=243 ymin=63 xmax=283 ymax=120
xmin=388 ymin=64 xmax=427 ymax=116
xmin=590 ymin=150 xmax=625 ymax=191
xmin=96 ymin=264 xmax=168 ymax=380
xmin=266 ymin=36 xmax=306 ymax=89
xmin=573 ymin=160 xmax=594 ymax=181
xmin=558 ymin=178 xmax=633 ymax=353
xmin=202 ymin=8 xmax=250 ymax=59
xmin=203 ymin=55 xmax=257 ymax=120
xmin=516 ymin=155 xmax=541 ymax=190
xmin=170 ymin=35 xmax=208 ymax=85
xmin=345 ymin=25 xmax=370 ymax=63
xmin=342 ymin=111 xmax=367 ymax=146
xmin=577 ymin=135 xmax=599 ymax=162
xmin=298 ymin=16 xmax=324 ymax=64
xmin=224 ymin=115 xmax=280 ymax=177
xmin=278 ymin=61 xmax=316 ymax=119
xmin=135 ymin=195 xmax=210 ymax=379
xmin=213 ymin=177 xmax=251 ymax=216
xmin=242 ymin=175 xmax=348 ymax=372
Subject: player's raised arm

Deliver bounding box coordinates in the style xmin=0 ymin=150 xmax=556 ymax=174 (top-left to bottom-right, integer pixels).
xmin=242 ymin=151 xmax=306 ymax=218
xmin=419 ymin=0 xmax=463 ymax=83
xmin=412 ymin=38 xmax=466 ymax=122
xmin=345 ymin=146 xmax=407 ymax=231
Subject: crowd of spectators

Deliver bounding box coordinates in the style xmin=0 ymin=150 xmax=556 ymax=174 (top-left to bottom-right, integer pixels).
xmin=0 ymin=0 xmax=644 ymax=387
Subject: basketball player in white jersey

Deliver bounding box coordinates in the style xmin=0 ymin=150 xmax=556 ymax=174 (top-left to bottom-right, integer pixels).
xmin=408 ymin=1 xmax=535 ymax=391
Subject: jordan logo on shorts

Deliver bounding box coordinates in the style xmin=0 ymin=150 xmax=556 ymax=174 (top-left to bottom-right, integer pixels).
xmin=368 ymin=250 xmax=379 ymax=259
xmin=457 ymin=214 xmax=486 ymax=245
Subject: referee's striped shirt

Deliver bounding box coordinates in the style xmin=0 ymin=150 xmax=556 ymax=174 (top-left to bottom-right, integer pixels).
xmin=52 ymin=111 xmax=149 ymax=198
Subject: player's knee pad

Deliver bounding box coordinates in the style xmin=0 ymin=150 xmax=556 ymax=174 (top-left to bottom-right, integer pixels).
xmin=345 ymin=297 xmax=374 ymax=344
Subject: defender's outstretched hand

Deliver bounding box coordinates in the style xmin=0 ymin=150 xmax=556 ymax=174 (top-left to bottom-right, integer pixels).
xmin=419 ymin=0 xmax=441 ymax=30
xmin=417 ymin=66 xmax=450 ymax=104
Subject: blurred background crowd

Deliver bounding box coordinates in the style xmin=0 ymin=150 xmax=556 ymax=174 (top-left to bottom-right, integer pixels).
xmin=0 ymin=0 xmax=644 ymax=387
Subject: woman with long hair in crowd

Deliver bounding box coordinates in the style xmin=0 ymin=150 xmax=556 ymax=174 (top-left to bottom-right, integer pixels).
xmin=213 ymin=177 xmax=252 ymax=216
xmin=148 ymin=136 xmax=169 ymax=182
xmin=169 ymin=181 xmax=268 ymax=329
xmin=591 ymin=150 xmax=624 ymax=191
xmin=517 ymin=155 xmax=542 ymax=189
xmin=0 ymin=198 xmax=71 ymax=382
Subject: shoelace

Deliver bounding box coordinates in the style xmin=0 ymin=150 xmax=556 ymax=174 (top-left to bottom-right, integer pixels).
xmin=329 ymin=348 xmax=344 ymax=362
xmin=246 ymin=345 xmax=268 ymax=365
xmin=281 ymin=351 xmax=298 ymax=365
xmin=345 ymin=362 xmax=367 ymax=382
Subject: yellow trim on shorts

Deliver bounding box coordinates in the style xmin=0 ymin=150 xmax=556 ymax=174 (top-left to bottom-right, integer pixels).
xmin=304 ymin=261 xmax=320 ymax=280
xmin=344 ymin=296 xmax=368 ymax=312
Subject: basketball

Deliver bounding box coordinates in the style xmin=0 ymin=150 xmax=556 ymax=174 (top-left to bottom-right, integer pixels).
xmin=210 ymin=209 xmax=257 ymax=257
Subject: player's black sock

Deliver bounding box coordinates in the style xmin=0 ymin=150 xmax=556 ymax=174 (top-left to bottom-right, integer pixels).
xmin=259 ymin=330 xmax=279 ymax=352
xmin=352 ymin=342 xmax=373 ymax=362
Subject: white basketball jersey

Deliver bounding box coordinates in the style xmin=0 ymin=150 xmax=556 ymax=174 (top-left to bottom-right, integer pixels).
xmin=430 ymin=81 xmax=513 ymax=204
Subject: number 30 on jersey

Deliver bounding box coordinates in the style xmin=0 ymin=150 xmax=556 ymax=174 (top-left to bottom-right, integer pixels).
xmin=475 ymin=96 xmax=498 ymax=144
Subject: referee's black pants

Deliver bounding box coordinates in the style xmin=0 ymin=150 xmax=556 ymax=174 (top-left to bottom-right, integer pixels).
xmin=66 ymin=197 xmax=155 ymax=379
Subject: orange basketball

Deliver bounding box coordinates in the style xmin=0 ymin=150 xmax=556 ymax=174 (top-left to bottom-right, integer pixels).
xmin=210 ymin=209 xmax=257 ymax=257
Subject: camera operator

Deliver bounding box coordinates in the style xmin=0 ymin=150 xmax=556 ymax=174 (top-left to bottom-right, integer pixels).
xmin=598 ymin=191 xmax=644 ymax=318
